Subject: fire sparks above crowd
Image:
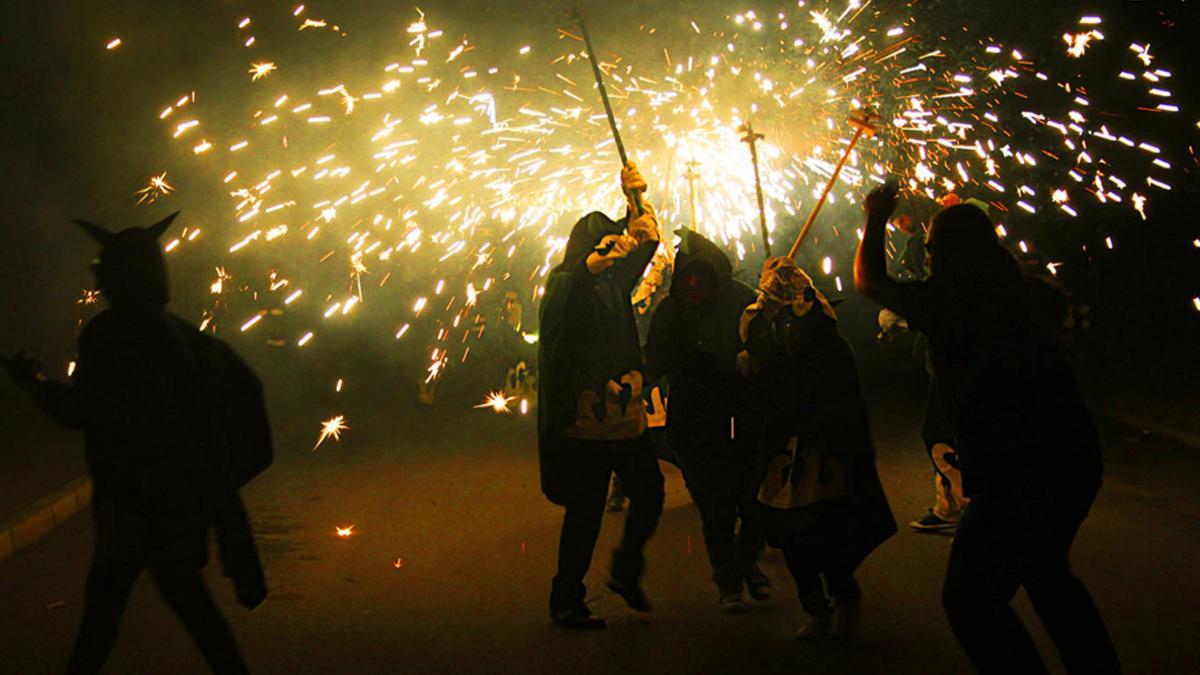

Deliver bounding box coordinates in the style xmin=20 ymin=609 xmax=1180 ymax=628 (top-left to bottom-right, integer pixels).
xmin=119 ymin=2 xmax=1189 ymax=409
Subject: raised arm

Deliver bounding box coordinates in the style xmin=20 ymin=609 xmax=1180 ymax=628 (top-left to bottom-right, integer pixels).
xmin=589 ymin=161 xmax=661 ymax=294
xmin=854 ymin=182 xmax=900 ymax=302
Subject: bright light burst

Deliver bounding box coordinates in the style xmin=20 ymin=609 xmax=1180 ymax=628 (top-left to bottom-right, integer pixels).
xmin=249 ymin=61 xmax=277 ymax=81
xmin=313 ymin=414 xmax=349 ymax=450
xmin=475 ymin=390 xmax=516 ymax=414
xmin=135 ymin=172 xmax=174 ymax=205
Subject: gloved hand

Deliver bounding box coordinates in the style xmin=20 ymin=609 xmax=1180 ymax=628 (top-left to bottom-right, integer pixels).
xmin=587 ymin=233 xmax=637 ymax=274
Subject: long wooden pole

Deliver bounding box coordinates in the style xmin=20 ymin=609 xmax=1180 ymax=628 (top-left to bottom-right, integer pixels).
xmin=740 ymin=123 xmax=770 ymax=257
xmin=576 ymin=11 xmax=643 ymax=215
xmin=788 ymin=125 xmax=866 ymax=259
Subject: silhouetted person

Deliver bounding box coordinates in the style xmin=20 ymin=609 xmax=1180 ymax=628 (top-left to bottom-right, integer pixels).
xmin=855 ymin=183 xmax=1119 ymax=674
xmin=739 ymin=256 xmax=895 ymax=640
xmin=537 ymin=164 xmax=665 ymax=629
xmin=6 ymin=212 xmax=271 ymax=674
xmin=643 ymin=229 xmax=770 ymax=611
xmin=879 ymin=214 xmax=971 ymax=533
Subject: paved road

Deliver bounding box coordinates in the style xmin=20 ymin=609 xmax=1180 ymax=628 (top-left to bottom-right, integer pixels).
xmin=1 ymin=390 xmax=1198 ymax=674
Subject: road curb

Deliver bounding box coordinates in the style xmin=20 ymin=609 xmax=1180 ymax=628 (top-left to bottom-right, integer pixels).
xmin=0 ymin=475 xmax=92 ymax=564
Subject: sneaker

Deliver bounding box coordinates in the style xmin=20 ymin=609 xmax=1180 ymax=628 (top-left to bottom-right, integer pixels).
xmin=606 ymin=492 xmax=626 ymax=512
xmin=606 ymin=577 xmax=653 ymax=613
xmin=718 ymin=590 xmax=748 ymax=613
xmin=551 ymin=607 xmax=607 ymax=630
xmin=831 ymin=599 xmax=861 ymax=639
xmin=795 ymin=615 xmax=832 ymax=640
xmin=909 ymin=510 xmax=959 ymax=533
xmin=746 ymin=571 xmax=773 ymax=602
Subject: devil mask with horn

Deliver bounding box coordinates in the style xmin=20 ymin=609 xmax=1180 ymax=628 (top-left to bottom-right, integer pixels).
xmin=74 ymin=212 xmax=178 ymax=308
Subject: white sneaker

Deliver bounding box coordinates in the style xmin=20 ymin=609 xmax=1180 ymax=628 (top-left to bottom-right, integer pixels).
xmin=832 ymin=600 xmax=861 ymax=639
xmin=795 ymin=615 xmax=832 ymax=640
xmin=718 ymin=591 xmax=748 ymax=613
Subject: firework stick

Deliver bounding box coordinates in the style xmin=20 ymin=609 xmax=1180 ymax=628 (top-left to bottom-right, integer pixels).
xmin=575 ymin=9 xmax=644 ymax=215
xmin=739 ymin=122 xmax=770 ymax=256
xmin=788 ymin=111 xmax=878 ymax=259
xmin=684 ymin=160 xmax=699 ymax=232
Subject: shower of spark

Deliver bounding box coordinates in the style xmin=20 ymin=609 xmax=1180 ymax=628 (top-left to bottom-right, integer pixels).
xmin=114 ymin=2 xmax=1188 ymax=414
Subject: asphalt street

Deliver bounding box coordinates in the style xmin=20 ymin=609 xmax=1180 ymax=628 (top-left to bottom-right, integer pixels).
xmin=1 ymin=391 xmax=1197 ymax=674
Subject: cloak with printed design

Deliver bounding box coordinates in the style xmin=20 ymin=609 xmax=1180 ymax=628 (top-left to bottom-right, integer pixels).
xmin=537 ymin=211 xmax=657 ymax=506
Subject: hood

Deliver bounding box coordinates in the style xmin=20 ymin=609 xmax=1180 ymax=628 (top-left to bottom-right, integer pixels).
xmin=669 ymin=228 xmax=733 ymax=301
xmin=927 ymin=203 xmax=1020 ymax=287
xmin=557 ymin=211 xmax=627 ymax=271
xmin=74 ymin=211 xmax=178 ymax=307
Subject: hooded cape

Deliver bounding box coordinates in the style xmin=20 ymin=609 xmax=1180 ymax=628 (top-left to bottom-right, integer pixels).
xmin=45 ymin=213 xmax=271 ymax=606
xmin=537 ymin=211 xmax=657 ymax=505
xmin=741 ymin=281 xmax=896 ymax=571
xmin=642 ymin=229 xmax=758 ymax=457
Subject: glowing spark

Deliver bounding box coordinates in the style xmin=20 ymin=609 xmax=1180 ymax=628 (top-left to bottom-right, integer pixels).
xmin=249 ymin=62 xmax=277 ymax=81
xmin=135 ymin=172 xmax=174 ymax=205
xmin=1063 ymin=31 xmax=1103 ymax=58
xmin=105 ymin=38 xmax=122 ymax=50
xmin=476 ymin=391 xmax=515 ymax=414
xmin=1131 ymin=193 xmax=1147 ymax=220
xmin=314 ymin=415 xmax=349 ymax=450
xmin=336 ymin=524 xmax=355 ymax=537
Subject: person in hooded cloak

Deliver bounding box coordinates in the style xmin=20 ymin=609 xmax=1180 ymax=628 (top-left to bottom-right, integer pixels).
xmin=855 ymin=183 xmax=1118 ymax=674
xmin=643 ymin=229 xmax=770 ymax=611
xmin=7 ymin=212 xmax=270 ymax=674
xmin=537 ymin=163 xmax=665 ymax=629
xmin=739 ymin=256 xmax=896 ymax=640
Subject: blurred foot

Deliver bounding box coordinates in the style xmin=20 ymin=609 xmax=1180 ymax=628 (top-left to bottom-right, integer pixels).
xmin=606 ymin=577 xmax=653 ymax=613
xmin=795 ymin=615 xmax=832 ymax=640
xmin=551 ymin=606 xmax=607 ymax=630
xmin=718 ymin=590 xmax=748 ymax=613
xmin=746 ymin=569 xmax=773 ymax=602
xmin=832 ymin=599 xmax=861 ymax=639
xmin=909 ymin=510 xmax=958 ymax=533
xmin=606 ymin=491 xmax=626 ymax=512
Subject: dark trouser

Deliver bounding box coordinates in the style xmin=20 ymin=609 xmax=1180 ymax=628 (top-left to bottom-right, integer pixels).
xmin=66 ymin=554 xmax=249 ymax=674
xmin=942 ymin=489 xmax=1119 ymax=675
xmin=921 ymin=377 xmax=955 ymax=451
xmin=677 ymin=452 xmax=765 ymax=593
xmin=780 ymin=546 xmax=860 ymax=618
xmin=550 ymin=438 xmax=665 ymax=611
